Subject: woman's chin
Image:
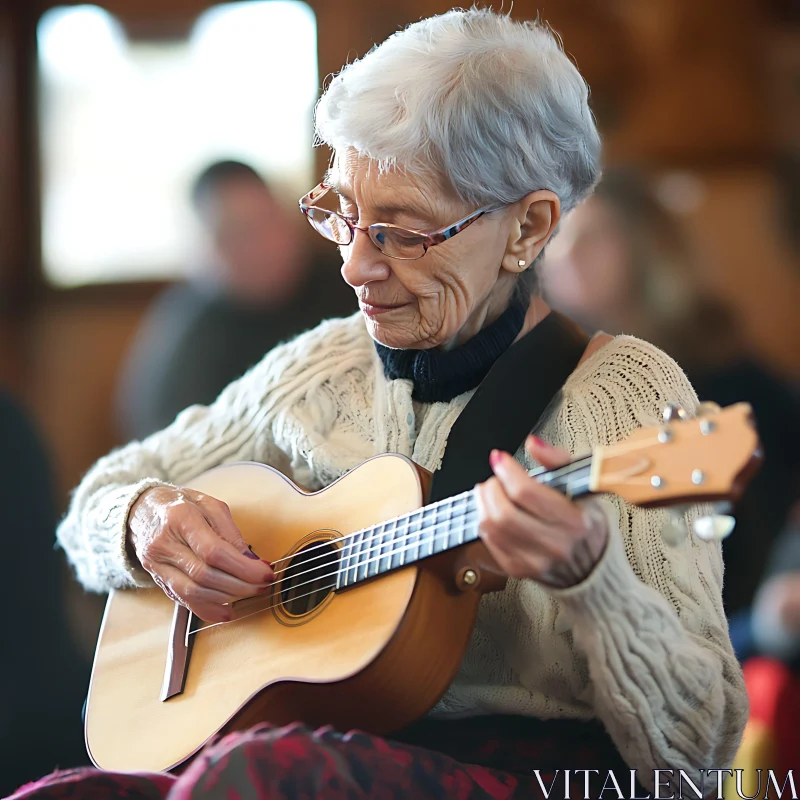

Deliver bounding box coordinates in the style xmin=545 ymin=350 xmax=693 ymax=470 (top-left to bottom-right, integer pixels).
xmin=362 ymin=313 xmax=423 ymax=351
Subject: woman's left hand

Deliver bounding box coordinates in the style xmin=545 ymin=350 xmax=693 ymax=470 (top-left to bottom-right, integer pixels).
xmin=475 ymin=435 xmax=609 ymax=589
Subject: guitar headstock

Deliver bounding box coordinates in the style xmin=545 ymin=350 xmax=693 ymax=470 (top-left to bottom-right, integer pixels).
xmin=591 ymin=402 xmax=762 ymax=508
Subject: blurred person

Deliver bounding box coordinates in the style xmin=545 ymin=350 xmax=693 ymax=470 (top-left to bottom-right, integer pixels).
xmin=727 ymin=507 xmax=800 ymax=774
xmin=116 ymin=160 xmax=356 ymax=441
xmin=542 ymin=168 xmax=800 ymax=614
xmin=21 ymin=10 xmax=746 ymax=798
xmin=0 ymin=389 xmax=89 ymax=795
xmin=752 ymin=511 xmax=800 ymax=668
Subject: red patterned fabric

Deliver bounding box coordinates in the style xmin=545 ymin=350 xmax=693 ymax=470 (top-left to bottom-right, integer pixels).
xmin=5 ymin=717 xmax=629 ymax=800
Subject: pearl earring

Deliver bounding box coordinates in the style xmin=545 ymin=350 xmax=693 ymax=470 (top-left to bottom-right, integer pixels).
xmin=517 ymin=259 xmax=526 ymax=267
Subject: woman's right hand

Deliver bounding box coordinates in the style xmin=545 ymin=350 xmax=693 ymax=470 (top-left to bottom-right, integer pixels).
xmin=127 ymin=485 xmax=274 ymax=623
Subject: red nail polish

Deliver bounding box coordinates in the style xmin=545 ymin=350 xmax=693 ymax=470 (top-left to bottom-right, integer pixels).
xmin=529 ymin=435 xmax=550 ymax=448
xmin=489 ymin=450 xmax=501 ymax=469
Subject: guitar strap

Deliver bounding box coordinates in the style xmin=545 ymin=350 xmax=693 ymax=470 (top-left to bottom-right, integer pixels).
xmin=428 ymin=311 xmax=590 ymax=503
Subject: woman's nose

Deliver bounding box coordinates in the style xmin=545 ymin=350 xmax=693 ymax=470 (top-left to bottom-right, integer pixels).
xmin=340 ymin=229 xmax=391 ymax=288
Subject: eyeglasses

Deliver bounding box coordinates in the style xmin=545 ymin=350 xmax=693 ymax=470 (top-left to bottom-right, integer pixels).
xmin=298 ymin=182 xmax=505 ymax=261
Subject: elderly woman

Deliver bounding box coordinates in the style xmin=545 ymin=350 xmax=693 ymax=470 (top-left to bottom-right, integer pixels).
xmin=32 ymin=9 xmax=746 ymax=800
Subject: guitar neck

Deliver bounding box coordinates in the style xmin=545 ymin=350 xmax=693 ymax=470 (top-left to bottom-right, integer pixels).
xmin=336 ymin=456 xmax=594 ymax=590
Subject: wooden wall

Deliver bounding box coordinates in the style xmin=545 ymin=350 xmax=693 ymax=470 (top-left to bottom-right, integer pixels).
xmin=1 ymin=0 xmax=798 ymax=513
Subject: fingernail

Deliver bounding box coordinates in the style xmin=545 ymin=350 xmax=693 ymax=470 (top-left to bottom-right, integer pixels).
xmin=529 ymin=435 xmax=550 ymax=448
xmin=489 ymin=450 xmax=502 ymax=470
xmin=258 ymin=585 xmax=272 ymax=594
xmin=243 ymin=544 xmax=261 ymax=559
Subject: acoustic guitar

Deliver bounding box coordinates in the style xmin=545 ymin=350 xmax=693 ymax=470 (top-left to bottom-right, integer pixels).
xmin=85 ymin=402 xmax=760 ymax=773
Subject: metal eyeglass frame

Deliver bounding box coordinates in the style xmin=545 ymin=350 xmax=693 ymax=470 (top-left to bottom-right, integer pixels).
xmin=298 ymin=181 xmax=505 ymax=261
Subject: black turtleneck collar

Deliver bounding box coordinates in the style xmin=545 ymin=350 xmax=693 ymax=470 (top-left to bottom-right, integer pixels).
xmin=374 ymin=296 xmax=528 ymax=403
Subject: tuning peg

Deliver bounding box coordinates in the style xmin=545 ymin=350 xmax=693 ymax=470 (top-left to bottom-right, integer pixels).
xmin=696 ymin=401 xmax=721 ymax=416
xmin=662 ymin=403 xmax=689 ymax=423
xmin=661 ymin=507 xmax=690 ymax=547
xmin=693 ymin=509 xmax=736 ymax=541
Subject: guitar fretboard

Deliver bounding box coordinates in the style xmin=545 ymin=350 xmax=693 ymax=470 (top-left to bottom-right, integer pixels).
xmin=335 ymin=457 xmax=593 ymax=590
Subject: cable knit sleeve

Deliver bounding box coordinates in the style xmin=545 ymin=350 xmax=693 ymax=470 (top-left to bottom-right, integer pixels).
xmin=541 ymin=336 xmax=749 ymax=785
xmin=56 ymin=315 xmax=362 ymax=594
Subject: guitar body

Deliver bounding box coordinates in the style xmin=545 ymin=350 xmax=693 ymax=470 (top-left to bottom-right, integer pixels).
xmin=84 ymin=402 xmax=760 ymax=774
xmin=85 ymin=455 xmax=505 ymax=774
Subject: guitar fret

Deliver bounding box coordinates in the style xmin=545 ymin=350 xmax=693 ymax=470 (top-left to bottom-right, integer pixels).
xmin=457 ymin=497 xmax=470 ymax=545
xmin=456 ymin=497 xmax=467 ymax=546
xmin=356 ymin=526 xmax=371 ymax=582
xmin=336 ymin=537 xmax=350 ymax=589
xmin=390 ymin=518 xmax=404 ymax=568
xmin=435 ymin=500 xmax=452 ymax=554
xmin=408 ymin=509 xmax=422 ymax=562
xmin=350 ymin=531 xmax=361 ymax=587
xmin=423 ymin=507 xmax=436 ymax=557
xmin=340 ymin=530 xmax=355 ymax=588
xmin=364 ymin=525 xmax=379 ymax=579
xmin=350 ymin=529 xmax=364 ymax=586
xmin=449 ymin=497 xmax=463 ymax=549
xmin=397 ymin=516 xmax=407 ymax=566
xmin=369 ymin=523 xmax=383 ymax=577
xmin=380 ymin=521 xmax=392 ymax=573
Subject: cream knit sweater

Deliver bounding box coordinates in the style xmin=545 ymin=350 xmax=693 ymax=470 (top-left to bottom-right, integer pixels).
xmin=58 ymin=312 xmax=748 ymax=786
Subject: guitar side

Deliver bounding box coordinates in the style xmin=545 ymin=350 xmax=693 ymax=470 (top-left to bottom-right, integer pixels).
xmin=84 ymin=454 xmax=501 ymax=773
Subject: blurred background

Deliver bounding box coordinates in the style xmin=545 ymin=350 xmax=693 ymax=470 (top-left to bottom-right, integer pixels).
xmin=0 ymin=0 xmax=799 ymax=791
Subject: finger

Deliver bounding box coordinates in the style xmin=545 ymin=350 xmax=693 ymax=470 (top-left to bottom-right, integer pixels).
xmin=152 ymin=563 xmax=235 ymax=623
xmin=161 ymin=541 xmax=271 ymax=599
xmin=475 ymin=480 xmax=552 ymax=579
xmin=476 ymin=477 xmax=533 ymax=551
xmin=193 ymin=493 xmax=249 ymax=552
xmin=524 ymin=435 xmax=572 ymax=469
xmin=177 ymin=506 xmax=273 ymax=585
xmin=490 ymin=450 xmax=583 ymax=527
xmin=193 ymin=492 xmax=272 ymax=571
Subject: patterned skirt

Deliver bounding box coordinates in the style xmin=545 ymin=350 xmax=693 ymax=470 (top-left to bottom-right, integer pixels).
xmin=6 ymin=715 xmax=634 ymax=800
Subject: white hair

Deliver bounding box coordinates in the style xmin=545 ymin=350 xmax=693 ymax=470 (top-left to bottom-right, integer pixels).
xmin=315 ymin=7 xmax=601 ymax=215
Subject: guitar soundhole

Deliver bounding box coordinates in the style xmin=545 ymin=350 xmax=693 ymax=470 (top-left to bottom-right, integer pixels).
xmin=280 ymin=540 xmax=340 ymax=617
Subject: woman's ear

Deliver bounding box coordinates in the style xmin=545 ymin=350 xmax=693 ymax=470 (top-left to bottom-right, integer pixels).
xmin=501 ymin=190 xmax=561 ymax=274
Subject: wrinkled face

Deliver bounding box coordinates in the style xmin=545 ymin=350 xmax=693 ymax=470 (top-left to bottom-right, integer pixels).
xmin=328 ymin=150 xmax=519 ymax=350
xmin=541 ymin=197 xmax=632 ymax=325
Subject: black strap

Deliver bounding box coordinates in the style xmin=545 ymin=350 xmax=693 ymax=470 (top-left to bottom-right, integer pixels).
xmin=428 ymin=311 xmax=590 ymax=502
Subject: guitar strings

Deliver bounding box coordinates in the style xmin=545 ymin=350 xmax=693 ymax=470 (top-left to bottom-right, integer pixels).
xmin=259 ymin=461 xmax=592 ymax=596
xmin=192 ymin=519 xmax=484 ymax=637
xmin=189 ymin=464 xmax=595 ymax=636
xmin=192 ymin=582 xmax=340 ymax=635
xmin=267 ymin=454 xmax=594 ymax=573
xmin=264 ymin=507 xmax=482 ymax=598
xmin=246 ymin=504 xmax=480 ymax=600
xmin=188 ymin=429 xmax=677 ymax=637
xmin=268 ymin=492 xmax=474 ymax=585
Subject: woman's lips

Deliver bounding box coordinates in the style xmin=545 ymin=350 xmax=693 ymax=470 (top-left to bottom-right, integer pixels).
xmin=360 ymin=302 xmax=408 ymax=318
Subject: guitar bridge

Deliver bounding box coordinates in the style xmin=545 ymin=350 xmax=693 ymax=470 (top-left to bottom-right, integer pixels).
xmin=160 ymin=603 xmax=193 ymax=701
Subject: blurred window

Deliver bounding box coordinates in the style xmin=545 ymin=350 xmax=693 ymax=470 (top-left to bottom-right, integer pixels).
xmin=37 ymin=2 xmax=318 ymax=286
